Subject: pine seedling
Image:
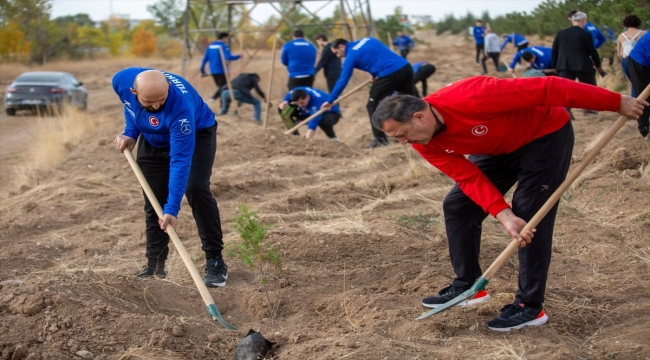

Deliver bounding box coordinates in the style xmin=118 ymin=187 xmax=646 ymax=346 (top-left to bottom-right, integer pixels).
xmin=227 ymin=204 xmax=284 ymax=324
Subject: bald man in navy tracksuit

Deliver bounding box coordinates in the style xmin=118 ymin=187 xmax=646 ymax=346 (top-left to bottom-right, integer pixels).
xmin=112 ymin=67 xmax=228 ymax=288
xmin=322 ymin=37 xmax=414 ymax=148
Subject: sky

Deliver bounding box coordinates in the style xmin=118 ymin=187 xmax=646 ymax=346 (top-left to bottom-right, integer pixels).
xmin=50 ymin=0 xmax=547 ymax=24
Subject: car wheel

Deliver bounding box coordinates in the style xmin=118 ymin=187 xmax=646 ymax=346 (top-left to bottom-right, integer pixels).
xmin=6 ymin=108 xmax=16 ymax=116
xmin=81 ymin=95 xmax=87 ymax=111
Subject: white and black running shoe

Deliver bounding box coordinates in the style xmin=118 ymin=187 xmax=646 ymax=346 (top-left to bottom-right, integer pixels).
xmin=422 ymin=284 xmax=490 ymax=308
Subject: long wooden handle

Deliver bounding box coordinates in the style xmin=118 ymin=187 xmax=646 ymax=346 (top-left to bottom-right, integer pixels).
xmin=482 ymin=84 xmax=650 ymax=280
xmin=218 ymin=46 xmax=238 ymax=109
xmin=263 ymin=37 xmax=278 ymax=129
xmin=123 ymin=150 xmax=218 ymax=312
xmin=283 ymin=79 xmax=372 ymax=135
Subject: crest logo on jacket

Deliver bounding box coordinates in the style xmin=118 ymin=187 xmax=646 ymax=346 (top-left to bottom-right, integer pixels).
xmin=149 ymin=116 xmax=159 ymax=127
xmin=471 ymin=125 xmax=488 ymax=136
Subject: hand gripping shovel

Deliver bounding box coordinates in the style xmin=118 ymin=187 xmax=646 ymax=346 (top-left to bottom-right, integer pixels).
xmin=283 ymin=79 xmax=372 ymax=135
xmin=417 ymin=84 xmax=650 ymax=321
xmin=123 ymin=150 xmax=237 ymax=330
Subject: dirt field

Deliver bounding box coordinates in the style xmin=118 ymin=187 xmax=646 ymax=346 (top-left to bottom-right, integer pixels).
xmin=1 ymin=31 xmax=649 ymax=360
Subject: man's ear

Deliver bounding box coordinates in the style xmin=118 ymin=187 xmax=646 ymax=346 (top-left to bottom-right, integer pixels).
xmin=130 ymin=88 xmax=137 ymax=95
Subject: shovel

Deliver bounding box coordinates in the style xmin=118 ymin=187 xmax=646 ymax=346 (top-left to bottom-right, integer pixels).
xmin=123 ymin=150 xmax=237 ymax=330
xmin=417 ymin=84 xmax=650 ymax=320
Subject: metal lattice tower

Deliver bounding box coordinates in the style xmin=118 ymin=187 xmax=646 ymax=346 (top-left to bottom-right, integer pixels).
xmin=181 ymin=0 xmax=376 ymax=74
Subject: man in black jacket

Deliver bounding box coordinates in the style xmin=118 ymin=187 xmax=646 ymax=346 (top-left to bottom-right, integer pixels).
xmin=314 ymin=34 xmax=342 ymax=93
xmin=552 ymin=11 xmax=605 ymax=117
xmin=219 ymin=73 xmax=266 ymax=122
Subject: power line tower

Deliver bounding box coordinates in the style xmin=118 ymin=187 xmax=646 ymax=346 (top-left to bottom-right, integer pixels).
xmin=181 ymin=0 xmax=376 ymax=74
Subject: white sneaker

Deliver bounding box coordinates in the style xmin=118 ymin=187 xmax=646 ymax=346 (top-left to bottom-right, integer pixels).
xmin=207 ymin=98 xmax=215 ymax=103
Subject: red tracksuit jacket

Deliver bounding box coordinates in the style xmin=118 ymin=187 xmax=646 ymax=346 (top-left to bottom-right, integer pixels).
xmin=413 ymin=76 xmax=621 ymax=217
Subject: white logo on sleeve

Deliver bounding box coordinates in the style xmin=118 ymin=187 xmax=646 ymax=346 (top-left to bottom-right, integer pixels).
xmin=471 ymin=125 xmax=488 ymax=136
xmin=179 ymin=119 xmax=191 ymax=135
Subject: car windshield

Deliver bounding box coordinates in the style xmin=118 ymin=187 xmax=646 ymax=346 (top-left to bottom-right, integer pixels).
xmin=15 ymin=73 xmax=63 ymax=83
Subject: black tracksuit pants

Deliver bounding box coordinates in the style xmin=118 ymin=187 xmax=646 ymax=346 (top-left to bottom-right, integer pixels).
xmin=325 ymin=76 xmax=338 ymax=94
xmin=628 ymin=57 xmax=650 ymax=137
xmin=211 ymin=74 xmax=227 ymax=100
xmin=288 ymin=76 xmax=315 ymax=91
xmin=137 ymin=124 xmax=224 ymax=262
xmin=475 ymin=43 xmax=485 ymax=63
xmin=367 ymin=64 xmax=414 ymax=140
xmin=442 ymin=121 xmax=574 ymax=306
xmin=413 ymin=64 xmax=436 ymax=98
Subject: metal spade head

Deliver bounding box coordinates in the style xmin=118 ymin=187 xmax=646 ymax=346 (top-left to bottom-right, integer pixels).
xmin=416 ymin=277 xmax=489 ymax=320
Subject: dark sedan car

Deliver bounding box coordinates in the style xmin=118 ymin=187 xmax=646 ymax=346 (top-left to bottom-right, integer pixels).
xmin=4 ymin=71 xmax=88 ymax=115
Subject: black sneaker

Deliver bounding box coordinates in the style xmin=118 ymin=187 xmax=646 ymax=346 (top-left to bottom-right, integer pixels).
xmin=422 ymin=285 xmax=490 ymax=308
xmin=134 ymin=265 xmax=166 ymax=278
xmin=204 ymin=259 xmax=228 ymax=287
xmin=366 ymin=138 xmax=390 ymax=149
xmin=582 ymin=109 xmax=598 ymax=115
xmin=485 ymin=302 xmax=548 ymax=332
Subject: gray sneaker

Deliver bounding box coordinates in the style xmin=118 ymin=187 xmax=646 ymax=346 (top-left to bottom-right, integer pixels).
xmin=204 ymin=259 xmax=228 ymax=287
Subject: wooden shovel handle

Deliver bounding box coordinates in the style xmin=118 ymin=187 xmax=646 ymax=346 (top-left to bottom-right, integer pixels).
xmin=123 ymin=150 xmax=218 ymax=312
xmin=483 ymin=84 xmax=650 ymax=280
xmin=283 ymin=79 xmax=372 ymax=135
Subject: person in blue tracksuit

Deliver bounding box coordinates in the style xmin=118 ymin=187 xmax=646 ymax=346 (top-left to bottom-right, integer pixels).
xmin=411 ymin=61 xmax=436 ymax=98
xmin=279 ymin=86 xmax=341 ymax=139
xmin=508 ymin=46 xmax=553 ymax=74
xmin=472 ymin=20 xmax=486 ymax=65
xmin=112 ymin=68 xmax=228 ymax=288
xmin=200 ymin=32 xmax=241 ymax=102
xmin=628 ymin=30 xmax=650 ymax=138
xmin=566 ymin=10 xmax=606 ymax=49
xmin=393 ymin=30 xmax=415 ymax=58
xmin=321 ymin=37 xmax=414 ymax=148
xmin=500 ymin=33 xmax=529 ymax=52
xmin=281 ymin=29 xmax=317 ymax=90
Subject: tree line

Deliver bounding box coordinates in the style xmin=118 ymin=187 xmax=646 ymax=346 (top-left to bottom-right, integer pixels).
xmin=436 ymin=0 xmax=650 ymax=39
xmin=1 ymin=0 xmax=649 ymax=64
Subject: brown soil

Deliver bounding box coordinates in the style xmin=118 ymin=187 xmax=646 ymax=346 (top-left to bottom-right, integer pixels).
xmin=1 ymin=31 xmax=649 ymax=360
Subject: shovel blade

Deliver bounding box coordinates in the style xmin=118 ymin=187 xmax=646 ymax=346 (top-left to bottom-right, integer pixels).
xmin=416 ymin=277 xmax=489 ymax=320
xmin=207 ymin=304 xmax=238 ymax=330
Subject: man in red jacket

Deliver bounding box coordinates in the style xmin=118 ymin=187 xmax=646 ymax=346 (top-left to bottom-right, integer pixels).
xmin=371 ymin=76 xmax=647 ymax=331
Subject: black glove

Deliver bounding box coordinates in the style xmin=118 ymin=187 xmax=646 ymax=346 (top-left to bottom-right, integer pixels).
xmin=598 ymin=68 xmax=607 ymax=77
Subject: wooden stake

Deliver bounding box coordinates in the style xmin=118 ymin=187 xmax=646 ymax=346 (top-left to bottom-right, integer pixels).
xmin=387 ymin=32 xmax=395 ymax=52
xmin=239 ymin=33 xmax=245 ymax=74
xmin=218 ymin=45 xmax=238 ymax=112
xmin=283 ymin=79 xmax=372 ymax=135
xmin=262 ymin=37 xmax=278 ymax=129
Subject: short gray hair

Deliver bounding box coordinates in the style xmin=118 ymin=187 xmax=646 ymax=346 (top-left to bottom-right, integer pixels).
xmin=371 ymin=95 xmax=427 ymax=130
xmin=572 ymin=12 xmax=587 ymax=21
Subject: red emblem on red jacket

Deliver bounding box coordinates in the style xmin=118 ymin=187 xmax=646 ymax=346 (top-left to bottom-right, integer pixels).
xmin=149 ymin=116 xmax=159 ymax=127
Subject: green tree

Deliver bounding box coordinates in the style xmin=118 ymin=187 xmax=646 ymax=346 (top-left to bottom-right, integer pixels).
xmin=0 ymin=0 xmax=53 ymax=63
xmin=74 ymin=25 xmax=105 ymax=59
xmin=147 ymin=0 xmax=184 ymax=36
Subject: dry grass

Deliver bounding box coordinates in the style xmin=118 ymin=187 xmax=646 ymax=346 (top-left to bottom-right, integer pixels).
xmin=478 ymin=339 xmax=527 ymax=360
xmin=11 ymin=106 xmax=96 ymax=187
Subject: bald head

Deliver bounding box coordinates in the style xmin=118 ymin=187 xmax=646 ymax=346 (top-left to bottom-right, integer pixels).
xmin=131 ymin=70 xmax=170 ymax=112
